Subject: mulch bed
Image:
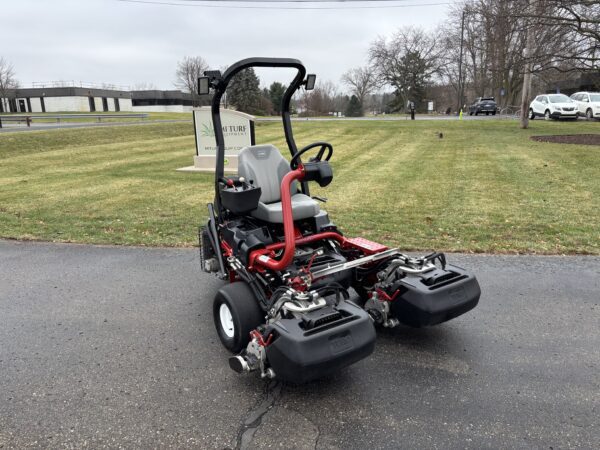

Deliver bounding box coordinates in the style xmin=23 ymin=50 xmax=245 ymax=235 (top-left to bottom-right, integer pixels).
xmin=531 ymin=134 xmax=600 ymax=146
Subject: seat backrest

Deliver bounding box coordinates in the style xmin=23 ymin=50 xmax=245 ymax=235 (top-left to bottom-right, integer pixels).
xmin=238 ymin=145 xmax=297 ymax=204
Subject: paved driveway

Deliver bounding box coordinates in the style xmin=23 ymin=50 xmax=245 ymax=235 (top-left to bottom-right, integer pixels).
xmin=0 ymin=114 xmax=515 ymax=133
xmin=0 ymin=119 xmax=190 ymax=133
xmin=1 ymin=240 xmax=598 ymax=449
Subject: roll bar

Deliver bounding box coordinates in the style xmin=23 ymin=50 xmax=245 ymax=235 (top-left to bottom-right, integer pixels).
xmin=201 ymin=57 xmax=312 ymax=214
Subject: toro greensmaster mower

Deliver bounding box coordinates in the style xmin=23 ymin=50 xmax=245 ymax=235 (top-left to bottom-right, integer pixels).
xmin=199 ymin=58 xmax=480 ymax=384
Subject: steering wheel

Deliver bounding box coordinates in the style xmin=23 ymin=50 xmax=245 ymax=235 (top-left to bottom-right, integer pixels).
xmin=290 ymin=142 xmax=333 ymax=170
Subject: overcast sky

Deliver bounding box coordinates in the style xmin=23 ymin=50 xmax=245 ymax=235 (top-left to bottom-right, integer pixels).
xmin=1 ymin=0 xmax=453 ymax=91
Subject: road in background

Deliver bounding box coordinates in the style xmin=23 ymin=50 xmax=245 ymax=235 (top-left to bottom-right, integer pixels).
xmin=1 ymin=241 xmax=598 ymax=449
xmin=259 ymin=114 xmax=516 ymax=122
xmin=0 ymin=119 xmax=191 ymax=133
xmin=2 ymin=113 xmax=590 ymax=133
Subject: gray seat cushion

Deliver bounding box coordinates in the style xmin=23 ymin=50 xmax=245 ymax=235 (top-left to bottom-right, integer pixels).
xmin=238 ymin=144 xmax=298 ymax=203
xmin=238 ymin=144 xmax=320 ymax=223
xmin=252 ymin=194 xmax=320 ymax=223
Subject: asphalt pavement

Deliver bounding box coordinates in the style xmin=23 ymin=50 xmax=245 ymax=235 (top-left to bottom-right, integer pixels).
xmin=1 ymin=240 xmax=598 ymax=449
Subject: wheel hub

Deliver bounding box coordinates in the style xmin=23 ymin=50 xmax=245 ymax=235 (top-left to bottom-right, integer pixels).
xmin=219 ymin=304 xmax=235 ymax=338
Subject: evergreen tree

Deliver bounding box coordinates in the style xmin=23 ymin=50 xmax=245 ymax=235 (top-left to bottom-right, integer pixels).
xmin=268 ymin=82 xmax=287 ymax=115
xmin=345 ymin=95 xmax=363 ymax=117
xmin=228 ymin=68 xmax=262 ymax=114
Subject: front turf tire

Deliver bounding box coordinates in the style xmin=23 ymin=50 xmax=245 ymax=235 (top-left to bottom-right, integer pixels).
xmin=213 ymin=282 xmax=264 ymax=353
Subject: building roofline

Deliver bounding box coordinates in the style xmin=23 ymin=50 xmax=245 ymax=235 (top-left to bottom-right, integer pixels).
xmin=2 ymin=87 xmax=132 ymax=98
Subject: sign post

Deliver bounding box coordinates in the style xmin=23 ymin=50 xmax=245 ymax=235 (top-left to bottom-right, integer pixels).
xmin=177 ymin=106 xmax=255 ymax=173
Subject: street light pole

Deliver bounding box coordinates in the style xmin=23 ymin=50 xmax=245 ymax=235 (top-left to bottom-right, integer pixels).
xmin=457 ymin=9 xmax=466 ymax=114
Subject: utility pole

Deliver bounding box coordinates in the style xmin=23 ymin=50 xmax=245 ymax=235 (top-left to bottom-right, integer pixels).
xmin=457 ymin=9 xmax=466 ymax=115
xmin=520 ymin=0 xmax=534 ymax=129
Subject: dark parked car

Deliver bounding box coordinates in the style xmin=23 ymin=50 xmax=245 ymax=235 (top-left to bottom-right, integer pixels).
xmin=468 ymin=97 xmax=497 ymax=116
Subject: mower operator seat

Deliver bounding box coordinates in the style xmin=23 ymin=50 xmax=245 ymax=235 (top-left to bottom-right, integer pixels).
xmin=238 ymin=144 xmax=320 ymax=223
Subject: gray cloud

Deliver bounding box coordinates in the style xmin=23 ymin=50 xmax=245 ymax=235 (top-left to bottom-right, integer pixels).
xmin=1 ymin=0 xmax=450 ymax=90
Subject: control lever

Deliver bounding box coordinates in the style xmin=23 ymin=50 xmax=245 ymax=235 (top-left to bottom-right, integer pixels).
xmin=220 ymin=176 xmax=242 ymax=191
xmin=312 ymin=196 xmax=328 ymax=203
xmin=220 ymin=176 xmax=254 ymax=192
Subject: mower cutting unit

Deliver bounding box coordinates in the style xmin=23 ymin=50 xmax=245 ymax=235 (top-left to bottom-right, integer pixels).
xmin=199 ymin=58 xmax=480 ymax=384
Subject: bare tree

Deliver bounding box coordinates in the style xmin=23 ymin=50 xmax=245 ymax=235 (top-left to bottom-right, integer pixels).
xmin=369 ymin=26 xmax=445 ymax=111
xmin=175 ymin=56 xmax=209 ymax=106
xmin=439 ymin=1 xmax=529 ymax=108
xmin=0 ymin=57 xmax=18 ymax=112
xmin=438 ymin=0 xmax=593 ymax=122
xmin=132 ymin=82 xmax=158 ymax=91
xmin=341 ymin=67 xmax=377 ymax=111
xmin=297 ymin=80 xmax=344 ymax=116
xmin=513 ymin=0 xmax=599 ymax=127
xmin=520 ymin=0 xmax=599 ymax=73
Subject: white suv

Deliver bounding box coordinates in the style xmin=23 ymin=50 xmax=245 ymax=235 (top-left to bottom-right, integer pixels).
xmin=570 ymin=92 xmax=600 ymax=120
xmin=529 ymin=94 xmax=578 ymax=120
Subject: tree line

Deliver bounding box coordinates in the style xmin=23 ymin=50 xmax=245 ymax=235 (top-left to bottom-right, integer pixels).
xmin=2 ymin=0 xmax=597 ymax=125
xmin=173 ymin=0 xmax=598 ymax=125
xmin=173 ymin=55 xmax=370 ymax=117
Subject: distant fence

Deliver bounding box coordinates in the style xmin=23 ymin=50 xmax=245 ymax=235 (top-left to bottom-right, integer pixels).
xmin=0 ymin=113 xmax=149 ymax=128
xmin=30 ymin=81 xmax=131 ymax=90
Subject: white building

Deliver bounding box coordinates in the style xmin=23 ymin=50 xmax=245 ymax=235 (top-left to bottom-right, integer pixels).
xmin=0 ymin=87 xmax=197 ymax=114
xmin=0 ymin=87 xmax=133 ymax=113
xmin=131 ymin=90 xmax=195 ymax=112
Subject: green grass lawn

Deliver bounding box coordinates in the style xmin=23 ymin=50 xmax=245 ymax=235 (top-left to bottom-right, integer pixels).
xmin=0 ymin=119 xmax=598 ymax=253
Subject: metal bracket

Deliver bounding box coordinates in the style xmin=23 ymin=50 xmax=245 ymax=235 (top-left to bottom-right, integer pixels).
xmin=311 ymin=249 xmax=401 ymax=279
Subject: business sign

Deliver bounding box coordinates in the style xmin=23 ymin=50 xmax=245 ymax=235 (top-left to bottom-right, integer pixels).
xmin=192 ymin=107 xmax=255 ymax=172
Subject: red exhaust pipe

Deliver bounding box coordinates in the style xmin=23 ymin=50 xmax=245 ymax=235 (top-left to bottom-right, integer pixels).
xmin=252 ymin=168 xmax=305 ymax=271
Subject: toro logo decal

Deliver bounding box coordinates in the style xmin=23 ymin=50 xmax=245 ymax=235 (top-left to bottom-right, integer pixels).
xmin=329 ymin=331 xmax=354 ymax=354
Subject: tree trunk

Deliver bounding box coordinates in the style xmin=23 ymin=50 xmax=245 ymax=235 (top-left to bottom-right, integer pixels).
xmin=520 ymin=3 xmax=534 ymax=129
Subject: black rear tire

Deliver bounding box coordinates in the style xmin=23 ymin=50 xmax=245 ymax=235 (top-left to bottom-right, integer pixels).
xmin=586 ymin=109 xmax=593 ymax=120
xmin=529 ymin=109 xmax=535 ymax=120
xmin=213 ymin=282 xmax=264 ymax=353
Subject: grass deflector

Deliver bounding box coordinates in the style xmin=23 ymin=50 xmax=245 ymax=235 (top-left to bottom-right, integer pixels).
xmin=200 ymin=58 xmax=481 ymax=383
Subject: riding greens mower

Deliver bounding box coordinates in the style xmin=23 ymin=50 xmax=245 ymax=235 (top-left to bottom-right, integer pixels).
xmin=198 ymin=58 xmax=480 ymax=384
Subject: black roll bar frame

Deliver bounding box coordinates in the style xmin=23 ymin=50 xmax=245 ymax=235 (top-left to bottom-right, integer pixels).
xmin=203 ymin=57 xmax=310 ymax=215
